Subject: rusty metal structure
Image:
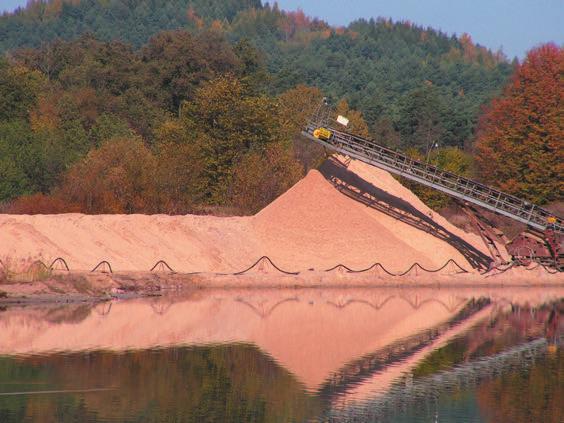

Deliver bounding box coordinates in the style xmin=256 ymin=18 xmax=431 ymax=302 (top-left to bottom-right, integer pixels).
xmin=302 ymin=101 xmax=563 ymax=270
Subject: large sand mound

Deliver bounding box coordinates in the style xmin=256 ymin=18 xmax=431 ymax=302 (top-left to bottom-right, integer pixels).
xmin=0 ymin=158 xmax=490 ymax=273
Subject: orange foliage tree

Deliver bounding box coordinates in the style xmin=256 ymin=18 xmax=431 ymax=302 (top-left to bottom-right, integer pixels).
xmin=230 ymin=143 xmax=304 ymax=214
xmin=57 ymin=137 xmax=159 ymax=214
xmin=474 ymin=44 xmax=563 ymax=204
xmin=335 ymin=99 xmax=370 ymax=138
xmin=6 ymin=193 xmax=80 ymax=214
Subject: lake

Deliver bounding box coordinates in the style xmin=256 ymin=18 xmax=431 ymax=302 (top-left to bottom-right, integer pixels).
xmin=0 ymin=286 xmax=562 ymax=422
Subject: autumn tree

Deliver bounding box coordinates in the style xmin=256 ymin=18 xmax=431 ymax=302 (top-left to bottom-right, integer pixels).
xmin=181 ymin=76 xmax=282 ymax=203
xmin=404 ymin=147 xmax=474 ymax=209
xmin=474 ymin=44 xmax=563 ymax=203
xmin=372 ymin=116 xmax=401 ymax=149
xmin=230 ymin=143 xmax=303 ymax=214
xmin=141 ymin=30 xmax=241 ymax=112
xmin=57 ymin=137 xmax=158 ymax=213
xmin=0 ymin=58 xmax=45 ymax=121
xmin=277 ymin=84 xmax=325 ymax=171
xmin=0 ymin=121 xmax=36 ymax=201
xmin=396 ymin=85 xmax=445 ymax=153
xmin=233 ymin=38 xmax=268 ymax=93
xmin=89 ymin=114 xmax=134 ymax=147
xmin=335 ymin=99 xmax=370 ymax=138
xmin=154 ymin=119 xmax=206 ymax=214
xmin=6 ymin=193 xmax=79 ymax=214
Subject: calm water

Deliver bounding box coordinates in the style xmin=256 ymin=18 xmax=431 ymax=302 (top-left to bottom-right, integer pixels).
xmin=0 ymin=287 xmax=562 ymax=422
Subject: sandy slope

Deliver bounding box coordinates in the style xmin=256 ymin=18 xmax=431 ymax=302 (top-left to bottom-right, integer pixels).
xmin=0 ymin=159 xmax=492 ymax=273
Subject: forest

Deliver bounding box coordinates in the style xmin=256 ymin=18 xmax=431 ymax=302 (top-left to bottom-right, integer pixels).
xmin=0 ymin=0 xmax=561 ymax=214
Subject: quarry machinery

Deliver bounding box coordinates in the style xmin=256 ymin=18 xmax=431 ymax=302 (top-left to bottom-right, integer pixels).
xmin=302 ymin=101 xmax=563 ymax=271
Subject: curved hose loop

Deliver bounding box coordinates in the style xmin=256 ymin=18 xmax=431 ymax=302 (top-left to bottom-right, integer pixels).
xmin=482 ymin=258 xmax=560 ymax=276
xmin=347 ymin=263 xmax=396 ymax=276
xmin=331 ymin=259 xmax=469 ymax=276
xmin=150 ymin=260 xmax=175 ymax=273
xmin=395 ymin=263 xmax=424 ymax=277
xmin=233 ymin=256 xmax=299 ymax=276
xmin=324 ymin=264 xmax=355 ymax=272
xmin=525 ymin=260 xmax=560 ymax=274
xmin=49 ymin=257 xmax=70 ymax=271
xmin=430 ymin=258 xmax=469 ymax=274
xmin=480 ymin=261 xmax=515 ymax=276
xmin=91 ymin=260 xmax=113 ymax=273
xmin=526 ymin=262 xmax=542 ymax=271
xmin=542 ymin=266 xmax=559 ymax=275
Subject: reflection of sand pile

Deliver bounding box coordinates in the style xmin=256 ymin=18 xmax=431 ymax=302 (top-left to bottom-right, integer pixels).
xmin=0 ymin=159 xmax=487 ymax=273
xmin=2 ymin=287 xmax=562 ymax=389
xmin=0 ymin=289 xmax=463 ymax=389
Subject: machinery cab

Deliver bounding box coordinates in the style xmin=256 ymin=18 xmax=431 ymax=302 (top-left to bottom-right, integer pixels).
xmin=313 ymin=127 xmax=332 ymax=141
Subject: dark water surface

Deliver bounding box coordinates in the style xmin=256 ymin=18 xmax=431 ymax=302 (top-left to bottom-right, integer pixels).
xmin=0 ymin=286 xmax=562 ymax=422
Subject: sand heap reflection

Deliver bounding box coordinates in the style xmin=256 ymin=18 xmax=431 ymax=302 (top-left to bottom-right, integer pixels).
xmin=0 ymin=286 xmax=562 ymax=423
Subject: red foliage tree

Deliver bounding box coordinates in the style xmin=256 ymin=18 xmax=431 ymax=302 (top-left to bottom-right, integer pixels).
xmin=6 ymin=193 xmax=80 ymax=214
xmin=474 ymin=44 xmax=563 ymax=204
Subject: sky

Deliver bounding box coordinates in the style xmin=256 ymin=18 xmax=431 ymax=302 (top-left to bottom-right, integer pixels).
xmin=2 ymin=0 xmax=563 ymax=59
xmin=275 ymin=0 xmax=563 ymax=59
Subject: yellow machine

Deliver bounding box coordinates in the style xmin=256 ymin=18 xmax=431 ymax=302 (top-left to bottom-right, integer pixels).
xmin=313 ymin=127 xmax=332 ymax=141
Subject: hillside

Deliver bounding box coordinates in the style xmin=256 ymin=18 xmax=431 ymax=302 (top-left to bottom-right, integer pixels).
xmin=230 ymin=8 xmax=513 ymax=144
xmin=0 ymin=1 xmax=513 ymax=145
xmin=0 ymin=1 xmax=514 ymax=212
xmin=5 ymin=1 xmax=554 ymax=216
xmin=0 ymin=0 xmax=261 ymax=50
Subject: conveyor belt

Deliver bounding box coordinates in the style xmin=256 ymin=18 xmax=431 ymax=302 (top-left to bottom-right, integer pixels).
xmin=302 ymin=123 xmax=562 ymax=233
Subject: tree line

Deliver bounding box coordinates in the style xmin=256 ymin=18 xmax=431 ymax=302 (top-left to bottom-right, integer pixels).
xmin=0 ymin=1 xmax=561 ymax=214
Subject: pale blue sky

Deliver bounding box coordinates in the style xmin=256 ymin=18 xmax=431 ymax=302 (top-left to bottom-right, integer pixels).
xmin=2 ymin=0 xmax=563 ymax=58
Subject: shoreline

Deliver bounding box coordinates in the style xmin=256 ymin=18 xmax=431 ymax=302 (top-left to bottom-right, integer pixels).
xmin=1 ymin=268 xmax=562 ymax=306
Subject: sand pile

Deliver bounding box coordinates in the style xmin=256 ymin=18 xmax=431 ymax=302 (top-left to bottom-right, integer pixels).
xmin=0 ymin=158 xmax=489 ymax=273
xmin=253 ymin=169 xmax=475 ymax=270
xmin=346 ymin=159 xmax=498 ymax=257
xmin=0 ymin=214 xmax=259 ymax=273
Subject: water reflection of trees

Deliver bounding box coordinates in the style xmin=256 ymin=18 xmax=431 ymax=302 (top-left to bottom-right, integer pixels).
xmin=0 ymin=344 xmax=322 ymax=423
xmin=332 ymin=300 xmax=563 ymax=423
xmin=476 ymin=348 xmax=563 ymax=423
xmin=413 ymin=300 xmax=563 ymax=378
